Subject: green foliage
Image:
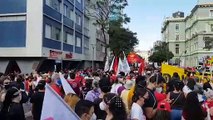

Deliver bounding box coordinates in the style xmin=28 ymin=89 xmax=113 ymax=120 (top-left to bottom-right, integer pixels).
xmin=149 ymin=42 xmax=174 ymax=63
xmin=109 ymin=20 xmax=139 ymax=56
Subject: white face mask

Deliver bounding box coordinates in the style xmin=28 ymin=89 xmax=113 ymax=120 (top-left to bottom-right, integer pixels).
xmin=90 ymin=113 xmax=97 ymax=120
xmin=99 ymin=101 xmax=107 ymax=111
xmin=94 ymin=77 xmax=100 ymax=81
xmin=155 ymin=87 xmax=163 ymax=93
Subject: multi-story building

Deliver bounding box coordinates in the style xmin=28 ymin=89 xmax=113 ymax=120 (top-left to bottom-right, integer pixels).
xmin=161 ymin=2 xmax=213 ymax=67
xmin=0 ymin=0 xmax=107 ymax=74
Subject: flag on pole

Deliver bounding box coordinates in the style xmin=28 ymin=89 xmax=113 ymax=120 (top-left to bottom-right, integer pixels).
xmin=121 ymin=51 xmax=131 ymax=74
xmin=40 ymin=84 xmax=80 ymax=120
xmin=104 ymin=56 xmax=110 ymax=72
xmin=138 ymin=59 xmax=145 ymax=75
xmin=60 ymin=74 xmax=76 ymax=95
xmin=109 ymin=56 xmax=115 ymax=71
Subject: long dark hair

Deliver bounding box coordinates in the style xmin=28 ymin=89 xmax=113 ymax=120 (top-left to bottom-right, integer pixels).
xmin=1 ymin=87 xmax=19 ymax=113
xmin=132 ymin=87 xmax=147 ymax=103
xmin=183 ymin=92 xmax=206 ymax=120
xmin=153 ymin=110 xmax=171 ymax=120
xmin=104 ymin=93 xmax=127 ymax=120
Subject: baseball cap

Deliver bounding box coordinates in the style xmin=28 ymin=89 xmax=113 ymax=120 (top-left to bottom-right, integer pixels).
xmin=157 ymin=101 xmax=171 ymax=112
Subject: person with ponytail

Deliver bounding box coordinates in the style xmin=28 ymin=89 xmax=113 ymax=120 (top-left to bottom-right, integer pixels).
xmin=130 ymin=87 xmax=148 ymax=120
xmin=0 ymin=87 xmax=25 ymax=120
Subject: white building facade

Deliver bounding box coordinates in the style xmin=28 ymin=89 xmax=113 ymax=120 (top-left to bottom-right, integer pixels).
xmin=161 ymin=3 xmax=213 ymax=67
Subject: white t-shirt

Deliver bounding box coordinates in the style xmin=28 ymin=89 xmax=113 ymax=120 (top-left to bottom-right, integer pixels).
xmin=131 ymin=103 xmax=146 ymax=120
xmin=110 ymin=83 xmax=122 ymax=94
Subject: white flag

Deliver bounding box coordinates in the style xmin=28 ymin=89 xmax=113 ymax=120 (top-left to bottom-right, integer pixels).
xmin=60 ymin=74 xmax=76 ymax=95
xmin=104 ymin=56 xmax=110 ymax=72
xmin=120 ymin=51 xmax=130 ymax=75
xmin=40 ymin=84 xmax=80 ymax=120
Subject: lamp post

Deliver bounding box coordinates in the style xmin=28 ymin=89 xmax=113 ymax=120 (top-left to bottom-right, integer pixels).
xmin=91 ymin=44 xmax=95 ymax=72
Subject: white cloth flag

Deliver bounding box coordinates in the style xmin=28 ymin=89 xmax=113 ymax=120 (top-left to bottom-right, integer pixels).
xmin=117 ymin=57 xmax=123 ymax=75
xmin=104 ymin=56 xmax=110 ymax=72
xmin=109 ymin=56 xmax=115 ymax=71
xmin=122 ymin=51 xmax=131 ymax=74
xmin=40 ymin=84 xmax=80 ymax=120
xmin=60 ymin=74 xmax=76 ymax=95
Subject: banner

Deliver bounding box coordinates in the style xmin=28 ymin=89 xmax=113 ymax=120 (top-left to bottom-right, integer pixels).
xmin=41 ymin=84 xmax=80 ymax=120
xmin=121 ymin=51 xmax=131 ymax=74
xmin=60 ymin=74 xmax=76 ymax=95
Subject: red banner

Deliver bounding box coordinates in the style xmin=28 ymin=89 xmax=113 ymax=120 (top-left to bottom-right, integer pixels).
xmin=127 ymin=52 xmax=141 ymax=64
xmin=65 ymin=53 xmax=73 ymax=59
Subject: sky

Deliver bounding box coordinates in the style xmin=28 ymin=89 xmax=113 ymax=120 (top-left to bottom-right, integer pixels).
xmin=124 ymin=0 xmax=199 ymax=51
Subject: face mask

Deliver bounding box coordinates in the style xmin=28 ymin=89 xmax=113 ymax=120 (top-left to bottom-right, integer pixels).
xmin=99 ymin=101 xmax=107 ymax=111
xmin=155 ymin=87 xmax=163 ymax=93
xmin=90 ymin=113 xmax=97 ymax=120
xmin=94 ymin=77 xmax=100 ymax=81
xmin=118 ymin=78 xmax=124 ymax=83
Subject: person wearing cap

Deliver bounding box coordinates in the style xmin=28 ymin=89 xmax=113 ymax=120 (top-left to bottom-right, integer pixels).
xmin=153 ymin=101 xmax=171 ymax=120
xmin=30 ymin=80 xmax=46 ymax=120
xmin=120 ymin=80 xmax=134 ymax=113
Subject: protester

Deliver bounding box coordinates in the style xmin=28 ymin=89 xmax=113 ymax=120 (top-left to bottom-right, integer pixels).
xmin=30 ymin=80 xmax=46 ymax=120
xmin=120 ymin=80 xmax=134 ymax=113
xmin=75 ymin=100 xmax=96 ymax=120
xmin=167 ymin=72 xmax=181 ymax=92
xmin=67 ymin=73 xmax=81 ymax=97
xmin=182 ymin=92 xmax=207 ymax=120
xmin=130 ymin=87 xmax=148 ymax=120
xmin=0 ymin=87 xmax=25 ymax=120
xmin=50 ymin=73 xmax=64 ymax=97
xmin=85 ymin=78 xmax=101 ymax=102
xmin=167 ymin=81 xmax=185 ymax=120
xmin=153 ymin=101 xmax=171 ymax=120
xmin=94 ymin=77 xmax=111 ymax=120
xmin=143 ymin=73 xmax=165 ymax=120
xmin=0 ymin=77 xmax=11 ymax=103
xmin=100 ymin=93 xmax=127 ymax=120
xmin=110 ymin=72 xmax=125 ymax=95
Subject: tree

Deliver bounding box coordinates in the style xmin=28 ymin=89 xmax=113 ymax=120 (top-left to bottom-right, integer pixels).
xmin=85 ymin=0 xmax=130 ymax=58
xmin=108 ymin=20 xmax=139 ymax=56
xmin=149 ymin=42 xmax=174 ymax=64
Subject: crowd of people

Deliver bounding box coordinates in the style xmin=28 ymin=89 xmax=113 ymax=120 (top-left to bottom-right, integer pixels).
xmin=0 ymin=69 xmax=213 ymax=120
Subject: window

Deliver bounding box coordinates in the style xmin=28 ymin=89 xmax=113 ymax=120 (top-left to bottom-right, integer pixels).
xmin=76 ymin=14 xmax=81 ymax=25
xmin=69 ymin=9 xmax=73 ymax=20
xmin=52 ymin=27 xmax=61 ymax=40
xmin=45 ymin=24 xmax=52 ymax=39
xmin=63 ymin=5 xmax=68 ymax=17
xmin=175 ymin=24 xmax=179 ymax=31
xmin=45 ymin=0 xmax=51 ymax=6
xmin=175 ymin=44 xmax=179 ymax=54
xmin=67 ymin=33 xmax=74 ymax=45
xmin=211 ymin=24 xmax=213 ymax=32
xmin=77 ymin=0 xmax=81 ymax=3
xmin=63 ymin=32 xmax=67 ymax=43
xmin=76 ymin=37 xmax=81 ymax=47
xmin=210 ymin=10 xmax=213 ymax=17
xmin=176 ymin=34 xmax=179 ymax=40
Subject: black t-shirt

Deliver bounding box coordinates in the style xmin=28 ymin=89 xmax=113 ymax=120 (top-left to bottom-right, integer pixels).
xmin=94 ymin=98 xmax=107 ymax=120
xmin=170 ymin=91 xmax=185 ymax=110
xmin=143 ymin=88 xmax=157 ymax=109
xmin=30 ymin=91 xmax=45 ymax=120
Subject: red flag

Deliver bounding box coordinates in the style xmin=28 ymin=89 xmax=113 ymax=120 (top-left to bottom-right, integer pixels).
xmin=113 ymin=57 xmax=119 ymax=75
xmin=138 ymin=59 xmax=145 ymax=75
